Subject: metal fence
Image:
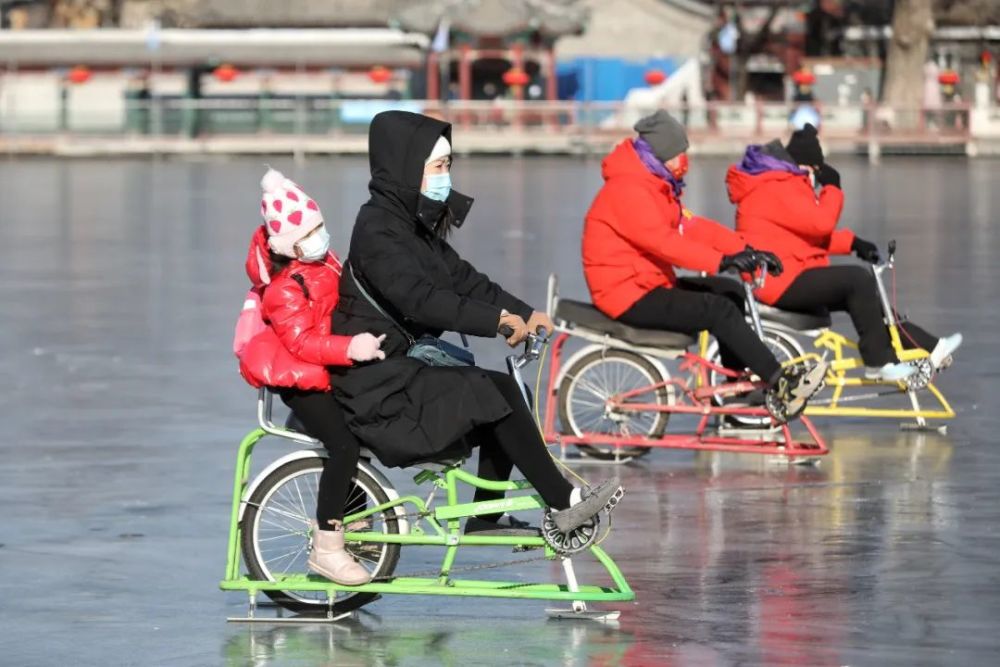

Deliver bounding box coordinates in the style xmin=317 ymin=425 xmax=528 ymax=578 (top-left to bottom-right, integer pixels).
xmin=0 ymin=97 xmax=976 ymax=155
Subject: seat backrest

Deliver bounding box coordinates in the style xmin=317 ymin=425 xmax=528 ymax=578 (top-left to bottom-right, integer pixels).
xmin=257 ymin=388 xmax=319 ymax=446
xmin=546 ymin=273 xmax=560 ymax=318
xmin=256 ymin=388 xmax=402 ymax=463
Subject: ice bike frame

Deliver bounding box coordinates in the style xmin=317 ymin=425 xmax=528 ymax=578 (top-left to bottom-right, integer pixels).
xmin=540 ymin=275 xmax=828 ymax=462
xmin=220 ymin=334 xmax=633 ymax=622
xmin=738 ymin=242 xmax=955 ymax=431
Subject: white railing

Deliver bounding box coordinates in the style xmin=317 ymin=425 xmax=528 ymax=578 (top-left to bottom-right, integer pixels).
xmin=0 ymin=97 xmax=978 ymax=155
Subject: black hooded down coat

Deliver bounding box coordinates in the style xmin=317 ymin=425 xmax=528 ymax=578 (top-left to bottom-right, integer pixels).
xmin=330 ymin=111 xmax=535 ymax=468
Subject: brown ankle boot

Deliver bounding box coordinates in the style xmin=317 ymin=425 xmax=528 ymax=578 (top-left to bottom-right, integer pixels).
xmin=307 ymin=520 xmax=371 ymax=586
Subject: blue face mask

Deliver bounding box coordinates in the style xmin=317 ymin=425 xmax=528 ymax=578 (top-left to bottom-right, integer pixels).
xmin=422 ymin=172 xmax=452 ymax=202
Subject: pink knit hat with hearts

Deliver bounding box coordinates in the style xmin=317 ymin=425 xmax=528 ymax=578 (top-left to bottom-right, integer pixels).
xmin=259 ymin=168 xmax=324 ymax=258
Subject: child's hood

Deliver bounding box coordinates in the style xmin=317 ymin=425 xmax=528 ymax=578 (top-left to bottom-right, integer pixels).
xmin=245 ymin=225 xmax=275 ymax=287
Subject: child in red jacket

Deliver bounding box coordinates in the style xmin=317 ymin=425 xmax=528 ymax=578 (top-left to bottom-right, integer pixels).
xmin=240 ymin=168 xmax=385 ymax=586
xmin=726 ymin=125 xmax=962 ymax=380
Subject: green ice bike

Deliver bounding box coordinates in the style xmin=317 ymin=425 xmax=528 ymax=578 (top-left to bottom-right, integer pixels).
xmin=221 ymin=332 xmax=633 ymax=621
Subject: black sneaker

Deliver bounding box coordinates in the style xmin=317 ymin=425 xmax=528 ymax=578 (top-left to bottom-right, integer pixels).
xmin=551 ymin=479 xmax=624 ymax=534
xmin=767 ymin=361 xmax=828 ymax=422
xmin=464 ymin=514 xmax=540 ymax=537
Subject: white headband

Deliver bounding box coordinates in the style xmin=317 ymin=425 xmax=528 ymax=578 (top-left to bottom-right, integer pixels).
xmin=425 ymin=135 xmax=451 ymax=165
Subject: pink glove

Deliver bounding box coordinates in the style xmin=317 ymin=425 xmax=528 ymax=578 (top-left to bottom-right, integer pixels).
xmin=347 ymin=333 xmax=386 ymax=362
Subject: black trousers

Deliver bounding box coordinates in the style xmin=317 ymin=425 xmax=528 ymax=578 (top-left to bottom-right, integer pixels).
xmin=618 ymin=277 xmax=783 ymax=383
xmin=470 ymin=370 xmax=575 ymax=514
xmin=775 ymin=266 xmax=938 ymax=367
xmin=280 ymin=389 xmax=361 ymax=527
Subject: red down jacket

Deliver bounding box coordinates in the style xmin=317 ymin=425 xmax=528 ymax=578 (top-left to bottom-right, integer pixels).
xmin=239 ymin=225 xmax=353 ymax=391
xmin=726 ymin=165 xmax=851 ymax=305
xmin=582 ymin=139 xmax=746 ymax=318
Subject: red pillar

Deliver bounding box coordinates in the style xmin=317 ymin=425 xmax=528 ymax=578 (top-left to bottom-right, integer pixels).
xmin=459 ymin=45 xmax=472 ymax=100
xmin=511 ymin=43 xmax=525 ymax=102
xmin=426 ymin=52 xmax=439 ymax=101
xmin=545 ymin=47 xmax=558 ymax=101
xmin=546 ymin=47 xmax=559 ymax=129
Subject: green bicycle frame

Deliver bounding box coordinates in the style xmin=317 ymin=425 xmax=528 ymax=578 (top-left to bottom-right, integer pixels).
xmin=220 ymin=428 xmax=633 ymax=604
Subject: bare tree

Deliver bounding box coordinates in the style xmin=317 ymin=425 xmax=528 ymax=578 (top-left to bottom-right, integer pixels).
xmin=882 ymin=0 xmax=935 ymax=111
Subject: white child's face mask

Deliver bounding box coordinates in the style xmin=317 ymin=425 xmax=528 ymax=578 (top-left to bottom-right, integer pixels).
xmin=297 ymin=226 xmax=330 ymax=262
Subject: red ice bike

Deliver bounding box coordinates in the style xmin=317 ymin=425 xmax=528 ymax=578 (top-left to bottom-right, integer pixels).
xmin=538 ymin=264 xmax=828 ymax=464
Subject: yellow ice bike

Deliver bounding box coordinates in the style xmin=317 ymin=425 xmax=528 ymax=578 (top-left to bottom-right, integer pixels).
xmin=705 ymin=241 xmax=954 ymax=431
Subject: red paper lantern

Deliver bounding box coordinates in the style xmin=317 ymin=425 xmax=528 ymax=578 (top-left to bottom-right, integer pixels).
xmin=368 ymin=66 xmax=393 ymax=84
xmin=213 ymin=64 xmax=239 ymax=83
xmin=502 ymin=67 xmax=530 ymax=87
xmin=938 ymin=70 xmax=960 ymax=86
xmin=792 ymin=69 xmax=816 ymax=86
xmin=644 ymin=69 xmax=667 ymax=86
xmin=67 ymin=65 xmax=92 ymax=85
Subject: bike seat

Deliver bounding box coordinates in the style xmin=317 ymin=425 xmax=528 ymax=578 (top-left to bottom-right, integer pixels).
xmin=556 ymin=299 xmax=696 ymax=350
xmin=757 ymin=304 xmax=831 ymax=331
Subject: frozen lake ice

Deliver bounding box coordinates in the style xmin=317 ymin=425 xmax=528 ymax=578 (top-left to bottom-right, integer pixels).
xmin=1 ymin=154 xmax=998 ymax=665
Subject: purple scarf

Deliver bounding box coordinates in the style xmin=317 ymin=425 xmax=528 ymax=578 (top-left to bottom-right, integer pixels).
xmin=737 ymin=144 xmax=807 ymax=176
xmin=633 ymin=137 xmax=684 ymax=196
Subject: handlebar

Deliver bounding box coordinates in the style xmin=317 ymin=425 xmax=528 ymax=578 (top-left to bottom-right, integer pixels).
xmin=722 ymin=252 xmax=771 ymax=289
xmin=504 ymin=328 xmax=548 ymax=408
xmin=753 ymin=265 xmax=768 ymax=290
xmin=873 ymin=239 xmax=896 ymax=273
xmin=498 ymin=325 xmax=549 ymax=369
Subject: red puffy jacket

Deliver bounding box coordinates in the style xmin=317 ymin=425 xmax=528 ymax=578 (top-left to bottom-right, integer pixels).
xmin=238 ymin=226 xmax=353 ymax=391
xmin=583 ymin=140 xmax=746 ymax=318
xmin=726 ymin=166 xmax=852 ymax=304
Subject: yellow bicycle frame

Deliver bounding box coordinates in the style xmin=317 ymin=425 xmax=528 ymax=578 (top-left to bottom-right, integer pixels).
xmin=792 ymin=325 xmax=954 ymax=423
xmin=686 ymin=253 xmax=955 ymax=427
xmin=694 ymin=306 xmax=954 ymax=426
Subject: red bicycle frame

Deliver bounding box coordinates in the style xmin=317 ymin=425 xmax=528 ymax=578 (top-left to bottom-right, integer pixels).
xmin=540 ymin=332 xmax=828 ymax=459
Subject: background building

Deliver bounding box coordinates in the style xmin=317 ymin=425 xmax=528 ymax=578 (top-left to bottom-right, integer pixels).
xmin=0 ymin=0 xmax=998 ymax=152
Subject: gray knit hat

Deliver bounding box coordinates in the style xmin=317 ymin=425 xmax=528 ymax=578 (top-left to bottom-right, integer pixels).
xmin=634 ymin=110 xmax=689 ymax=162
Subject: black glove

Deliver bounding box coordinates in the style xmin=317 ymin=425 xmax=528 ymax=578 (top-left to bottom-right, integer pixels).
xmin=719 ymin=249 xmax=759 ymax=274
xmin=815 ymin=163 xmax=841 ymax=189
xmin=755 ymin=250 xmax=784 ymax=276
xmin=851 ymin=236 xmax=880 ymax=263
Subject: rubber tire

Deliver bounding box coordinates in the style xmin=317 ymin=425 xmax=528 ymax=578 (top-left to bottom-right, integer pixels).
xmin=708 ymin=329 xmax=804 ymax=428
xmin=240 ymin=457 xmax=400 ymax=615
xmin=558 ymin=349 xmax=669 ymax=461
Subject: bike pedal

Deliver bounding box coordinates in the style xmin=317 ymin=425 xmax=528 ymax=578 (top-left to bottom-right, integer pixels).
xmin=513 ymin=544 xmax=542 ymax=553
xmin=603 ymin=487 xmax=626 ymax=512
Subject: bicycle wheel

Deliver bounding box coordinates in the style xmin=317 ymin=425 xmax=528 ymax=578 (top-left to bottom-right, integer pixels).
xmin=708 ymin=329 xmax=803 ymax=428
xmin=240 ymin=457 xmax=400 ymax=615
xmin=558 ymin=349 xmax=671 ymax=461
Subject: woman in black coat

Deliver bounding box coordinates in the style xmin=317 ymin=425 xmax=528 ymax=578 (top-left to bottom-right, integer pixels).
xmin=331 ymin=111 xmax=621 ymax=536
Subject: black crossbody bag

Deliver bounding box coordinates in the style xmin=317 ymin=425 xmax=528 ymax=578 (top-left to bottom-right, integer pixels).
xmin=348 ymin=263 xmax=476 ymax=368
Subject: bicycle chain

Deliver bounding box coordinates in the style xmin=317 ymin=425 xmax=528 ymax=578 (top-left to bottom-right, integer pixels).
xmin=807 ymin=387 xmax=917 ymax=406
xmin=368 ymin=552 xmax=553 ymax=582
xmin=350 ymin=511 xmax=614 ymax=582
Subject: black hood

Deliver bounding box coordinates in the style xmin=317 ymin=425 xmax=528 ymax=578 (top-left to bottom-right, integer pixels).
xmin=367 ymin=110 xmax=473 ymax=232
